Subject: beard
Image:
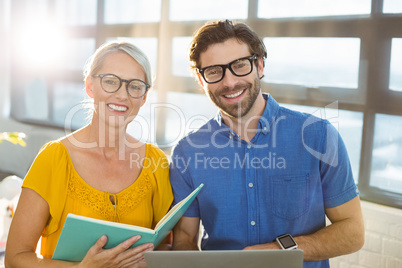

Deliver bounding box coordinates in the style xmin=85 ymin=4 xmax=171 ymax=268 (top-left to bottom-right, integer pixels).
xmin=205 ymin=77 xmax=261 ymax=119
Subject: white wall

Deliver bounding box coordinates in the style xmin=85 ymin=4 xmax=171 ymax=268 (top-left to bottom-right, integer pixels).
xmin=330 ymin=201 xmax=402 ymax=268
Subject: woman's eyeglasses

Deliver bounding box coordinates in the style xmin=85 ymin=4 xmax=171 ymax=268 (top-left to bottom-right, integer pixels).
xmin=95 ymin=74 xmax=150 ymax=98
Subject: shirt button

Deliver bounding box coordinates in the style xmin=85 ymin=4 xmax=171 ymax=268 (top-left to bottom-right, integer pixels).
xmin=263 ymin=126 xmax=267 ymax=131
xmin=250 ymin=221 xmax=256 ymax=226
xmin=247 ymin=144 xmax=252 ymax=149
xmin=248 ymin=183 xmax=254 ymax=188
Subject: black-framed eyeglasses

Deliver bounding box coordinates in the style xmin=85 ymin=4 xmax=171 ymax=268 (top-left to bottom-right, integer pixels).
xmin=95 ymin=74 xmax=150 ymax=98
xmin=198 ymin=54 xmax=258 ymax=84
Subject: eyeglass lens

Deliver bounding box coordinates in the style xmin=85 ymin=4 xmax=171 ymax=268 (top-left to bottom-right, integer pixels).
xmin=203 ymin=57 xmax=253 ymax=83
xmin=100 ymin=74 xmax=147 ymax=98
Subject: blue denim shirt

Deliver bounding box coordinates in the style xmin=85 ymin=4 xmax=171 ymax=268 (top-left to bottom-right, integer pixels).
xmin=170 ymin=94 xmax=359 ymax=268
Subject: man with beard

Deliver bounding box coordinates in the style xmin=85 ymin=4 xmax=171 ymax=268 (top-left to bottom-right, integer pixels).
xmin=169 ymin=20 xmax=364 ymax=268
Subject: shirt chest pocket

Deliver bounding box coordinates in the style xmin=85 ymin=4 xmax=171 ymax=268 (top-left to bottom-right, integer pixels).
xmin=270 ymin=174 xmax=310 ymax=220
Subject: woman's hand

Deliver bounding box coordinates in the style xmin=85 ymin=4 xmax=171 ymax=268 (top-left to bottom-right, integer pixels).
xmin=78 ymin=235 xmax=153 ymax=268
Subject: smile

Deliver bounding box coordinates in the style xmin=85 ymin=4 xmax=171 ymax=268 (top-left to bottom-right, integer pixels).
xmin=108 ymin=104 xmax=128 ymax=112
xmin=224 ymin=89 xmax=245 ymax=99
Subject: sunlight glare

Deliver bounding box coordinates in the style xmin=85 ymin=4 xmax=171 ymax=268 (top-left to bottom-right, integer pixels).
xmin=17 ymin=21 xmax=66 ymax=68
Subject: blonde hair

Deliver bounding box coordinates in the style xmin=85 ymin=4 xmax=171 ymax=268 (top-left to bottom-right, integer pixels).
xmin=83 ymin=41 xmax=152 ymax=86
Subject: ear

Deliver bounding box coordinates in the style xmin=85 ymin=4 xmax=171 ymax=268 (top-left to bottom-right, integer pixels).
xmin=257 ymin=57 xmax=264 ymax=79
xmin=85 ymin=76 xmax=94 ymax=99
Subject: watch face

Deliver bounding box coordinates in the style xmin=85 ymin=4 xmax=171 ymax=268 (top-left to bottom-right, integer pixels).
xmin=277 ymin=234 xmax=297 ymax=249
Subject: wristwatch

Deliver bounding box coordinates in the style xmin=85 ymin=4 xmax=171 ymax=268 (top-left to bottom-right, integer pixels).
xmin=275 ymin=234 xmax=298 ymax=250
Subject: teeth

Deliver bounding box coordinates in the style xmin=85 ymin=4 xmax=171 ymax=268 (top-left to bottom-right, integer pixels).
xmin=224 ymin=89 xmax=244 ymax=99
xmin=108 ymin=104 xmax=128 ymax=112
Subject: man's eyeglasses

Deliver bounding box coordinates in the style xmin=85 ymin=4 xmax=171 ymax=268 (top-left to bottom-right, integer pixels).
xmin=198 ymin=54 xmax=258 ymax=84
xmin=95 ymin=74 xmax=150 ymax=98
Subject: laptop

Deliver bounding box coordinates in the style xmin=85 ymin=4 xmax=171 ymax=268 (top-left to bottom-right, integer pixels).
xmin=145 ymin=249 xmax=304 ymax=268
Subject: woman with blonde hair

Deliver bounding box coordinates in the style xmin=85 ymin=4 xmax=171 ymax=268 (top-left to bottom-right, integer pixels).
xmin=5 ymin=41 xmax=173 ymax=268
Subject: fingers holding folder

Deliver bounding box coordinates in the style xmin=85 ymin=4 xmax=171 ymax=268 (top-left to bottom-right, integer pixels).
xmin=80 ymin=234 xmax=154 ymax=268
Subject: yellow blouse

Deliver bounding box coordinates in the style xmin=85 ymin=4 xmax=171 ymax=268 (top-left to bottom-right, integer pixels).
xmin=22 ymin=141 xmax=173 ymax=259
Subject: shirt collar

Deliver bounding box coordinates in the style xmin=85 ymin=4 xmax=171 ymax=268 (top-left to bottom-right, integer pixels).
xmin=215 ymin=112 xmax=239 ymax=139
xmin=259 ymin=93 xmax=280 ymax=135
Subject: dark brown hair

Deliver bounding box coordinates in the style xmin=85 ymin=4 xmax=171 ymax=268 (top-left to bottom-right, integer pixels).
xmin=189 ymin=20 xmax=267 ymax=74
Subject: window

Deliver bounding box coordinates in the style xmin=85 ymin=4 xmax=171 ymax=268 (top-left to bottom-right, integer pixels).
xmin=170 ymin=0 xmax=248 ymax=21
xmin=172 ymin=37 xmax=192 ymax=77
xmin=53 ymin=82 xmax=88 ymax=130
xmin=1 ymin=0 xmax=11 ymax=31
xmin=19 ymin=0 xmax=48 ymax=24
xmin=383 ymin=0 xmax=402 ymax=14
xmin=104 ymin=0 xmax=161 ymax=24
xmin=62 ymin=38 xmax=96 ymax=71
xmin=8 ymin=0 xmax=402 ymax=208
xmin=55 ymin=0 xmax=97 ymax=26
xmin=389 ymin=38 xmax=402 ymax=92
xmin=263 ymin=38 xmax=360 ymax=88
xmin=24 ymin=79 xmax=49 ymax=121
xmin=109 ymin=37 xmax=159 ymax=76
xmin=258 ymin=0 xmax=371 ymax=18
xmin=371 ymin=114 xmax=402 ymax=194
